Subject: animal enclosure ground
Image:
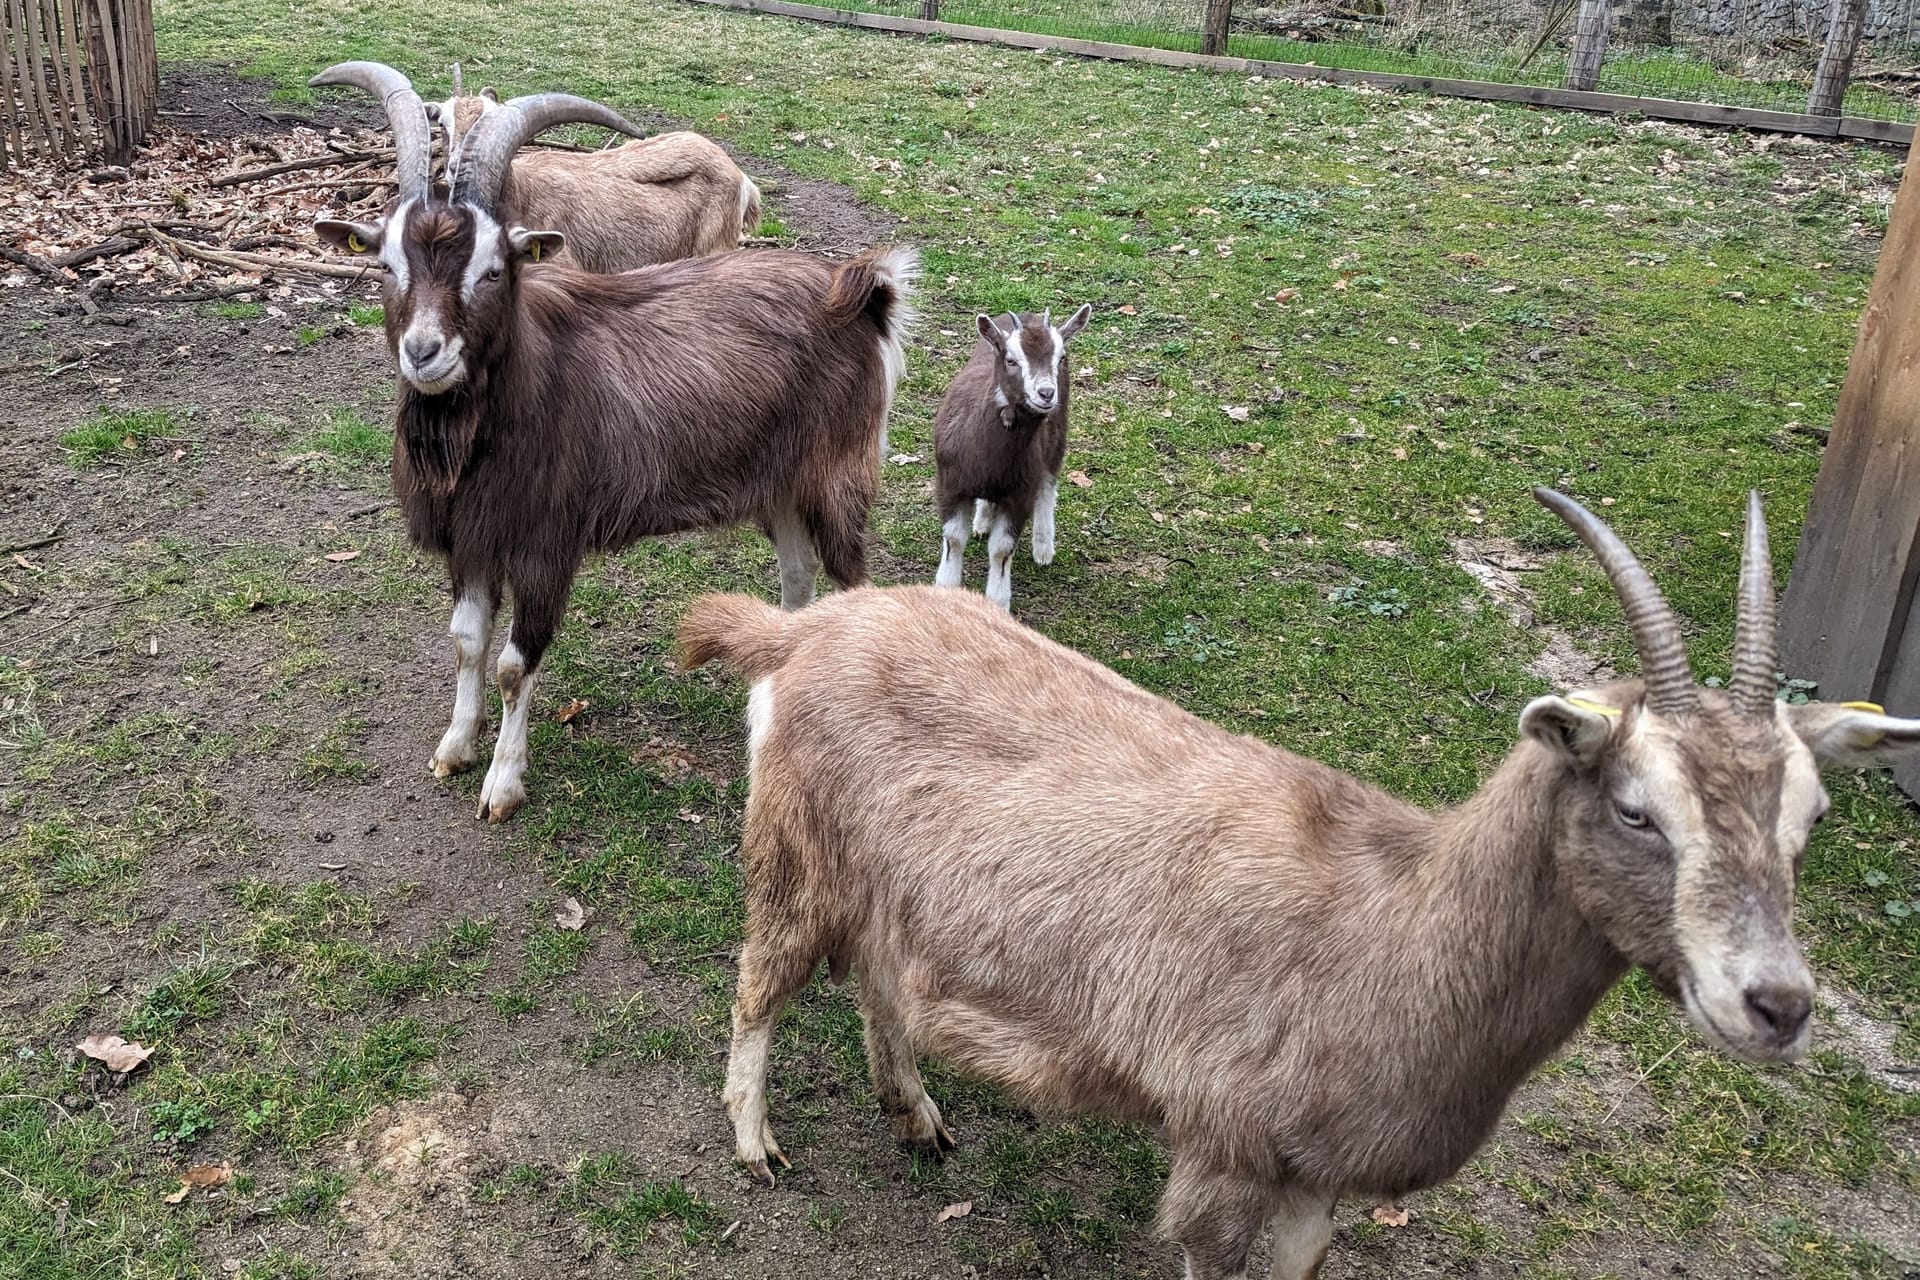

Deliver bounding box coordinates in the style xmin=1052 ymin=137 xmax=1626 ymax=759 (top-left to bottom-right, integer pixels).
xmin=2 ymin=2 xmax=1918 ymax=1276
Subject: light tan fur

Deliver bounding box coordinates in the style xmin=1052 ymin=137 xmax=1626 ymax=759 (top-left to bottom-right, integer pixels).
xmin=679 ymin=579 xmax=1920 ymax=1280
xmin=442 ymin=94 xmax=757 ymax=272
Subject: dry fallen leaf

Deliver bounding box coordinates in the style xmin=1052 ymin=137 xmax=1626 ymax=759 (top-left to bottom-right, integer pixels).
xmin=1066 ymin=469 xmax=1094 ymax=488
xmin=935 ymin=1200 xmax=973 ymax=1224
xmin=1222 ymin=405 xmax=1250 ymax=422
xmin=323 ymin=550 xmax=360 ymax=563
xmin=1392 ymin=446 xmax=1408 ymax=461
xmin=555 ymin=697 xmax=589 ymax=724
xmin=76 ymin=1033 xmax=154 ymax=1073
xmin=1370 ymin=1201 xmax=1409 ymax=1227
xmin=554 ymin=897 xmax=592 ymax=931
xmin=1117 ymin=303 xmax=1137 ymax=315
xmin=164 ymin=1162 xmax=233 ymax=1203
xmin=1273 ymin=287 xmax=1299 ymax=302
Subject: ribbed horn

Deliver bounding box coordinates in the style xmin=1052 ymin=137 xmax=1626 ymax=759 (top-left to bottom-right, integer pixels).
xmin=1042 ymin=307 xmax=1051 ymax=330
xmin=452 ymin=93 xmax=646 ymax=214
xmin=450 ymin=62 xmax=463 ymax=98
xmin=1533 ymin=487 xmax=1697 ymax=714
xmin=310 ymin=61 xmax=431 ymax=203
xmin=1729 ymin=490 xmax=1778 ymax=719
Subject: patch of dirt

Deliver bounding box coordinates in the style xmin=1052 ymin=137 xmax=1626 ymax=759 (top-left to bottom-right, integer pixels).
xmin=160 ymin=64 xmax=384 ymax=139
xmin=1821 ymin=985 xmax=1920 ymax=1096
xmin=1453 ymin=536 xmax=1614 ymax=689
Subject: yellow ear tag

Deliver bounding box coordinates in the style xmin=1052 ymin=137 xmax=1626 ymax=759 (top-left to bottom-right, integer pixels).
xmin=1841 ymin=700 xmax=1884 ymax=714
xmin=1566 ymin=695 xmax=1621 ymax=717
xmin=528 ymin=240 xmax=541 ymax=263
xmin=347 ymin=232 xmax=367 ymax=254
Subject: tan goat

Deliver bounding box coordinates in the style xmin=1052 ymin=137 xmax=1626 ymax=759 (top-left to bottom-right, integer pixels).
xmin=679 ymin=488 xmax=1920 ymax=1280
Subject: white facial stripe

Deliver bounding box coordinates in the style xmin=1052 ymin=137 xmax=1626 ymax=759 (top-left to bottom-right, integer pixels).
xmin=461 ymin=208 xmax=504 ymax=304
xmin=380 ymin=199 xmax=414 ymax=293
xmin=1773 ymin=703 xmax=1827 ymax=849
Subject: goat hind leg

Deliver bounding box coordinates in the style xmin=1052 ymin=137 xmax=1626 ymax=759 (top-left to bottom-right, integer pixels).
xmin=934 ymin=507 xmax=971 ymax=589
xmin=1031 ymin=473 xmax=1059 ymax=566
xmin=1266 ymin=1187 xmax=1337 ymax=1280
xmin=768 ymin=505 xmax=821 ymax=610
xmin=984 ymin=509 xmax=1018 ymax=611
xmin=858 ymin=983 xmax=955 ymax=1157
xmin=725 ymin=934 xmax=818 ymax=1185
xmin=971 ymin=497 xmax=992 ymax=537
xmin=1157 ymin=1157 xmax=1274 ymax=1280
xmin=431 ymin=587 xmax=496 ymax=777
xmin=476 ymin=575 xmax=567 ymax=823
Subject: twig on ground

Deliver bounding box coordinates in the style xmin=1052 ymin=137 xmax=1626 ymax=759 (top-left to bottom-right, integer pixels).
xmin=0 ymin=529 xmax=65 ymax=555
xmin=1601 ymin=1040 xmax=1685 ymax=1124
xmin=144 ymin=226 xmax=369 ymax=280
xmin=207 ymin=149 xmax=387 ymax=188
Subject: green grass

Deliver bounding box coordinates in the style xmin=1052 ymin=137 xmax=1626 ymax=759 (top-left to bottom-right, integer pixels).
xmin=346 ymin=300 xmax=384 ymax=326
xmin=0 ymin=0 xmax=1908 ymax=1274
xmin=59 ymin=406 xmax=186 ymax=467
xmin=204 ymin=300 xmax=264 ymax=320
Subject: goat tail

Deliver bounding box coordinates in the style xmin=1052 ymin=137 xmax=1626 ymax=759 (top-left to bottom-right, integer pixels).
xmin=678 ymin=593 xmax=793 ymax=680
xmin=737 ymin=175 xmax=763 ymax=240
xmin=824 ymin=245 xmax=920 ymax=344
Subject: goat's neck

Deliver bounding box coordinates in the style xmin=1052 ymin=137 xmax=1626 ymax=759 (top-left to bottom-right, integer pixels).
xmin=1408 ymin=744 xmax=1627 ymax=1083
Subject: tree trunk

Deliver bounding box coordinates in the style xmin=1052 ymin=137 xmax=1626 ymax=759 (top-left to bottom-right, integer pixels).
xmin=1613 ymin=0 xmax=1672 ymax=44
xmin=1202 ymin=0 xmax=1232 ymax=56
xmin=1565 ymin=0 xmax=1613 ymax=90
xmin=1809 ymin=0 xmax=1869 ymax=117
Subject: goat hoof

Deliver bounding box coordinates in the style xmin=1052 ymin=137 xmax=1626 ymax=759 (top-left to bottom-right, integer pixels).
xmin=476 ymin=783 xmax=526 ymax=823
xmin=742 ymin=1157 xmax=777 ymax=1188
xmin=431 ymin=752 xmax=475 ymax=779
xmin=1032 ymin=544 xmax=1055 ymax=567
xmin=894 ymin=1100 xmax=958 ymax=1156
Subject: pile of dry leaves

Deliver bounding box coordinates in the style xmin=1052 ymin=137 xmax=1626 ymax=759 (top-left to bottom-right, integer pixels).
xmin=1 ymin=121 xmax=396 ymax=311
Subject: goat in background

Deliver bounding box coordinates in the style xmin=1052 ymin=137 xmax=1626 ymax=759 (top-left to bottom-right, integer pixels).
xmin=315 ymin=72 xmax=914 ymax=821
xmin=680 ymin=487 xmax=1920 ymax=1279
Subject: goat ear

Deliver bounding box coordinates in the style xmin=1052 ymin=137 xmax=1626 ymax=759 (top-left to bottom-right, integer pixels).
xmin=1788 ymin=701 xmax=1920 ymax=767
xmin=480 ymin=86 xmax=501 ymax=103
xmin=508 ymin=227 xmax=565 ymax=264
xmin=316 ymin=218 xmax=382 ymax=255
xmin=1519 ymin=694 xmax=1617 ymax=766
xmin=976 ymin=313 xmax=1007 ymax=349
xmin=1055 ymin=303 xmax=1093 ymax=340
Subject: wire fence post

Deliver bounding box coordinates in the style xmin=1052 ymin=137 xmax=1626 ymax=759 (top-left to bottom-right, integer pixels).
xmin=920 ymin=0 xmax=938 ymax=19
xmin=1566 ymin=0 xmax=1613 ymax=90
xmin=1202 ymin=0 xmax=1232 ymax=57
xmin=1809 ymin=0 xmax=1868 ymax=117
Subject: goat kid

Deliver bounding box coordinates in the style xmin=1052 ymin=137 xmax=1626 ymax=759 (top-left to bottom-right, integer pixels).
xmin=314 ymin=62 xmax=758 ymax=272
xmin=315 ymin=75 xmax=915 ymax=822
xmin=933 ymin=305 xmax=1092 ymax=609
xmin=679 ymin=488 xmax=1920 ymax=1279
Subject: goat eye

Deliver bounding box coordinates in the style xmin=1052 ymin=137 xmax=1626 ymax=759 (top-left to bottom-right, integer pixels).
xmin=486 ymin=266 xmax=502 ymax=282
xmin=1615 ymin=802 xmax=1651 ymax=830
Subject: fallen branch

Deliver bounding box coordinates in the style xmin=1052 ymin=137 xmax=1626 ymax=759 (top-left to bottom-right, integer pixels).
xmin=208 ymin=149 xmax=387 ymax=188
xmin=54 ymin=237 xmax=142 ymax=269
xmin=0 ymin=529 xmax=65 ymax=555
xmin=0 ymin=245 xmax=70 ymax=283
xmin=144 ymin=226 xmax=370 ymax=280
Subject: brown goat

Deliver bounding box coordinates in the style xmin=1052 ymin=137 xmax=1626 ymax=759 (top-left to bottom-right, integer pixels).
xmin=933 ymin=305 xmax=1091 ymax=609
xmin=679 ymin=489 xmax=1920 ymax=1279
xmin=315 ymin=81 xmax=915 ymax=822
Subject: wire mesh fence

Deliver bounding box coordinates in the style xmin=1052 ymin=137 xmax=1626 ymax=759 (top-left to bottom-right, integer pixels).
xmin=818 ymin=0 xmax=1920 ymax=123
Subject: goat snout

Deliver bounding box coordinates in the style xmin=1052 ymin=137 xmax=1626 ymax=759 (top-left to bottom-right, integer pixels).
xmin=404 ymin=332 xmax=444 ymax=367
xmin=1033 ymin=384 xmax=1057 ymax=407
xmin=1742 ymin=981 xmax=1811 ymax=1044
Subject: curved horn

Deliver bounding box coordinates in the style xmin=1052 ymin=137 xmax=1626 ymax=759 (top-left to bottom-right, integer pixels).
xmin=450 ymin=62 xmax=463 ymax=98
xmin=1533 ymin=487 xmax=1697 ymax=715
xmin=310 ymin=61 xmax=431 ymax=203
xmin=1728 ymin=490 xmax=1778 ymax=719
xmin=451 ymin=92 xmax=647 ymax=213
xmin=1042 ymin=306 xmax=1051 ymax=330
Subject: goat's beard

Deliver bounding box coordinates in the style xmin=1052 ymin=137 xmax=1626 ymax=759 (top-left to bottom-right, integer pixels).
xmin=395 ymin=379 xmax=481 ymax=497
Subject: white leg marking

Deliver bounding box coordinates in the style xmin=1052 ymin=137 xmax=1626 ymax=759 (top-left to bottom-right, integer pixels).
xmin=746 ymin=679 xmax=775 ymax=770
xmin=1268 ymin=1191 xmax=1336 ymax=1280
xmin=935 ymin=510 xmax=971 ymax=589
xmin=432 ymin=591 xmax=493 ymax=777
xmin=985 ymin=510 xmax=1017 ymax=611
xmin=723 ymin=1006 xmax=785 ymax=1182
xmin=1031 ymin=474 xmax=1059 ymax=566
xmin=477 ymin=642 xmax=534 ymax=822
xmin=971 ymin=497 xmax=992 ymax=536
xmin=768 ymin=507 xmax=820 ymax=610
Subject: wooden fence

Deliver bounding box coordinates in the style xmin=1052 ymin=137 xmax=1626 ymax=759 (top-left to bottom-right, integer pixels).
xmin=2 ymin=0 xmax=157 ymax=168
xmin=1781 ymin=121 xmax=1920 ymax=799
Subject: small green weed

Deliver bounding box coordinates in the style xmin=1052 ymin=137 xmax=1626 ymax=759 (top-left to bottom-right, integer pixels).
xmin=346 ymin=300 xmax=384 ymax=326
xmin=60 ymin=407 xmax=184 ymax=467
xmin=205 ymin=300 xmax=264 ymax=320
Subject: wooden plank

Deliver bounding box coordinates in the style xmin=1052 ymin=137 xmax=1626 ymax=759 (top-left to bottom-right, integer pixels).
xmin=1779 ymin=124 xmax=1920 ymax=708
xmin=37 ymin=0 xmax=78 ymax=153
xmin=681 ymin=0 xmax=1913 ymax=146
xmin=87 ymin=0 xmax=129 ymax=163
xmin=11 ymin=0 xmax=56 ymax=156
xmin=55 ymin=0 xmax=94 ymax=146
xmin=128 ymin=0 xmax=152 ymax=138
xmin=1 ymin=0 xmax=23 ymax=166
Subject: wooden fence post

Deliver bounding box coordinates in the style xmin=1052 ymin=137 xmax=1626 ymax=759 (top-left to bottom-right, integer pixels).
xmin=1565 ymin=0 xmax=1612 ymax=90
xmin=1202 ymin=0 xmax=1231 ymax=57
xmin=921 ymin=0 xmax=938 ymax=19
xmin=3 ymin=0 xmax=153 ymax=167
xmin=1780 ymin=124 xmax=1920 ymax=796
xmin=1809 ymin=0 xmax=1867 ymax=117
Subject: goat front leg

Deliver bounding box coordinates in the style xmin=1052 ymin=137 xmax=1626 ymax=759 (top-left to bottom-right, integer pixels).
xmin=1266 ymin=1188 xmax=1336 ymax=1280
xmin=1031 ymin=472 xmax=1059 ymax=566
xmin=431 ymin=586 xmax=497 ymax=777
xmin=983 ymin=508 xmax=1018 ymax=611
xmin=1157 ymin=1156 xmax=1276 ymax=1280
xmin=476 ymin=574 xmax=568 ymax=823
xmin=768 ymin=504 xmax=821 ymax=610
xmin=934 ymin=506 xmax=972 ymax=589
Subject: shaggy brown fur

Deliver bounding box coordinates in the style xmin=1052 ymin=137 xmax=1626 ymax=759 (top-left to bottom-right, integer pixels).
xmin=678 ymin=569 xmax=1919 ymax=1279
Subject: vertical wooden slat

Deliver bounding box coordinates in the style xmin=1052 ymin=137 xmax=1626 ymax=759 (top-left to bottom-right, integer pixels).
xmin=137 ymin=0 xmax=156 ymax=136
xmin=37 ymin=0 xmax=78 ymax=152
xmin=87 ymin=0 xmax=129 ymax=163
xmin=2 ymin=1 xmax=23 ymax=166
xmin=11 ymin=0 xmax=56 ymax=157
xmin=1780 ymin=125 xmax=1920 ymax=745
xmin=60 ymin=0 xmax=94 ymax=146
